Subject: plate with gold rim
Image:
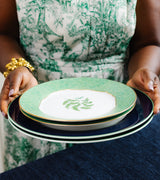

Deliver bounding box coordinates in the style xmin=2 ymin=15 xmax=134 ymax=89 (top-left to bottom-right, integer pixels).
xmin=20 ymin=104 xmax=135 ymax=131
xmin=8 ymin=89 xmax=153 ymax=142
xmin=19 ymin=77 xmax=137 ymax=122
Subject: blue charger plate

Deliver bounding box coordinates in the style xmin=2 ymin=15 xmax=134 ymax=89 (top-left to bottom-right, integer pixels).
xmin=8 ymin=89 xmax=153 ymax=143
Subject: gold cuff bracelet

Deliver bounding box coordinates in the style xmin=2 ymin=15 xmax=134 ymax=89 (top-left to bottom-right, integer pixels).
xmin=3 ymin=58 xmax=34 ymax=77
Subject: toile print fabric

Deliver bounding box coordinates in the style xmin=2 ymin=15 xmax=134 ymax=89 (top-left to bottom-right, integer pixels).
xmin=2 ymin=0 xmax=137 ymax=171
xmin=16 ymin=0 xmax=137 ymax=82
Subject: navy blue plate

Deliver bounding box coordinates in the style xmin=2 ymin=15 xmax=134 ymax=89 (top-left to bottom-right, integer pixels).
xmin=8 ymin=89 xmax=153 ymax=143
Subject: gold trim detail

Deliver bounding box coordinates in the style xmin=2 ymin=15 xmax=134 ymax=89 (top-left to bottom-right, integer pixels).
xmin=3 ymin=58 xmax=34 ymax=77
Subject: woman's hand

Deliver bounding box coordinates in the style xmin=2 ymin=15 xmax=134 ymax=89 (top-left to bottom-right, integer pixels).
xmin=127 ymin=68 xmax=160 ymax=114
xmin=0 ymin=66 xmax=38 ymax=117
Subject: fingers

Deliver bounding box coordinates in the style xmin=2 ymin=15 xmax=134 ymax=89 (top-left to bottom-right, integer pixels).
xmin=8 ymin=73 xmax=22 ymax=97
xmin=127 ymin=68 xmax=158 ymax=92
xmin=0 ymin=77 xmax=20 ymax=117
xmin=0 ymin=67 xmax=38 ymax=118
xmin=151 ymin=83 xmax=160 ymax=114
xmin=153 ymin=99 xmax=160 ymax=114
xmin=0 ymin=74 xmax=23 ymax=117
xmin=127 ymin=68 xmax=160 ymax=114
xmin=0 ymin=79 xmax=10 ymax=117
xmin=143 ymin=73 xmax=160 ymax=113
xmin=142 ymin=70 xmax=159 ymax=92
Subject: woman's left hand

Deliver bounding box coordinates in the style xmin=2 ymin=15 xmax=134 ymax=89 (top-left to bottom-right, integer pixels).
xmin=127 ymin=67 xmax=160 ymax=114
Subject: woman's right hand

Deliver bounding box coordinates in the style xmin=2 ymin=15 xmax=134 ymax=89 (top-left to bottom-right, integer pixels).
xmin=0 ymin=66 xmax=38 ymax=117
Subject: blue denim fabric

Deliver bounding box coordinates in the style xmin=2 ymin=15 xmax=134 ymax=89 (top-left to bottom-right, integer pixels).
xmin=0 ymin=114 xmax=160 ymax=180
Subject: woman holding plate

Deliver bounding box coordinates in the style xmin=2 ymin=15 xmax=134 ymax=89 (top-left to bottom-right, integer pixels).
xmin=0 ymin=0 xmax=160 ymax=172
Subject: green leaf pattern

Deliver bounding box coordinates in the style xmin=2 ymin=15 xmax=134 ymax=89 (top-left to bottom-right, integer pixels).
xmin=16 ymin=0 xmax=136 ymax=81
xmin=63 ymin=97 xmax=94 ymax=111
xmin=3 ymin=0 xmax=137 ymax=171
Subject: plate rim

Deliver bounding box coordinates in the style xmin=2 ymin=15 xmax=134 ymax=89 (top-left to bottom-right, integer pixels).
xmin=8 ymin=116 xmax=153 ymax=144
xmin=20 ymin=104 xmax=135 ymax=126
xmin=8 ymin=89 xmax=154 ymax=139
xmin=19 ymin=78 xmax=137 ymax=122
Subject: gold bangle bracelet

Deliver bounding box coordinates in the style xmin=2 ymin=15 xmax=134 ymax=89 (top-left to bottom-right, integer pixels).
xmin=3 ymin=58 xmax=35 ymax=78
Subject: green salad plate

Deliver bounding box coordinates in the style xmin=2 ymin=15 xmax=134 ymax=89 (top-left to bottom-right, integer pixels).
xmin=19 ymin=77 xmax=137 ymax=123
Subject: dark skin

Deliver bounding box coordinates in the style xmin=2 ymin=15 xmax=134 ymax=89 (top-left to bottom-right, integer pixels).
xmin=127 ymin=0 xmax=160 ymax=113
xmin=0 ymin=0 xmax=160 ymax=117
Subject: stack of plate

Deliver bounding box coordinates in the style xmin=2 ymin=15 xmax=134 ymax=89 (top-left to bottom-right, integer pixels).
xmin=8 ymin=77 xmax=154 ymax=143
xmin=19 ymin=77 xmax=136 ymax=131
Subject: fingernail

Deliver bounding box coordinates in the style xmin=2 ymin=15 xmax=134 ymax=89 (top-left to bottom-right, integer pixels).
xmin=148 ymin=81 xmax=154 ymax=91
xmin=9 ymin=89 xmax=14 ymax=97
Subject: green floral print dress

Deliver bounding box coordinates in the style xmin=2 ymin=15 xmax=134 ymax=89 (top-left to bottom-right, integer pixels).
xmin=2 ymin=0 xmax=137 ymax=171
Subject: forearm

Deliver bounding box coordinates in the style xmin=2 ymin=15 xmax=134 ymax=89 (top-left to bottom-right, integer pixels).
xmin=128 ymin=45 xmax=160 ymax=78
xmin=0 ymin=35 xmax=25 ymax=73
